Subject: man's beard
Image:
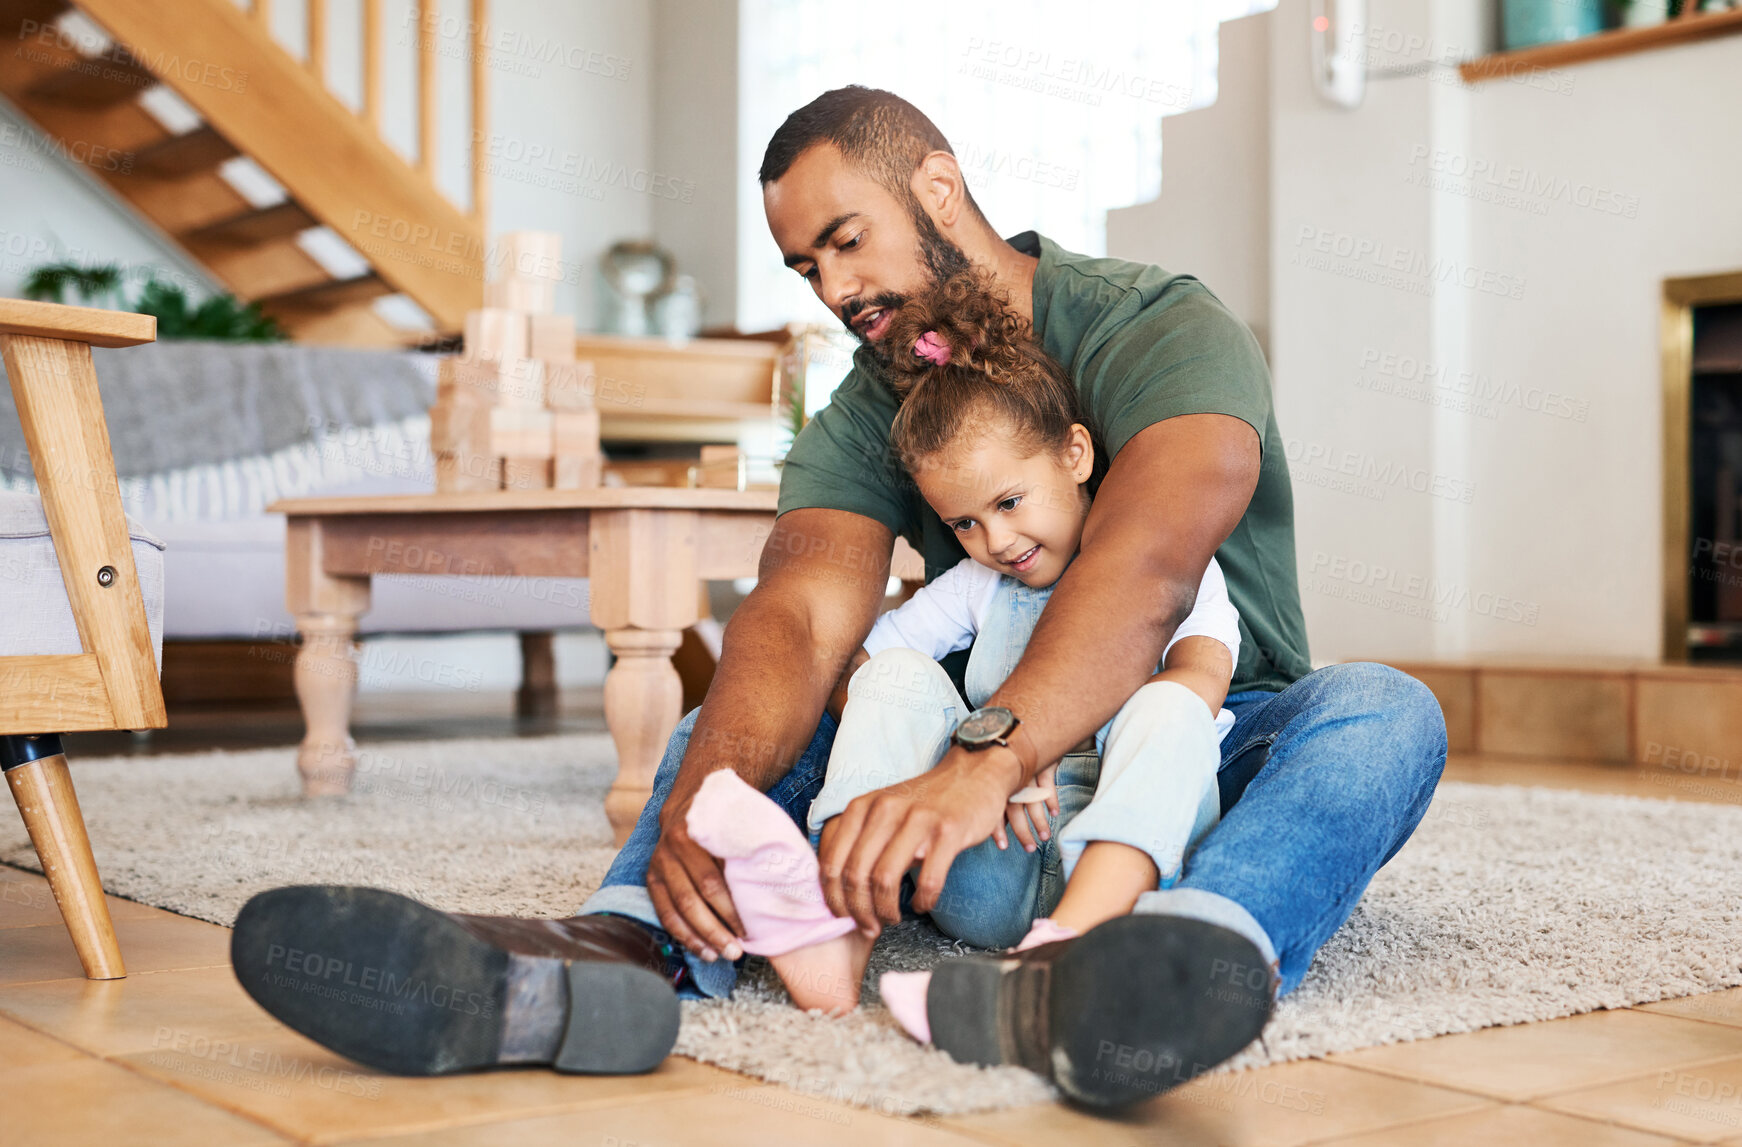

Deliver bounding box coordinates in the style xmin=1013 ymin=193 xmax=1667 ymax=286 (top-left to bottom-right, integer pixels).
xmin=847 ymin=196 xmax=972 ymax=359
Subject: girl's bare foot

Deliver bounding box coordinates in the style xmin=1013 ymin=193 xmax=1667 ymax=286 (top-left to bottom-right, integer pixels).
xmin=771 ymin=928 xmax=875 ymax=1014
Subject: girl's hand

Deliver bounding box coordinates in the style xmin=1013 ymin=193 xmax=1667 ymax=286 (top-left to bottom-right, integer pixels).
xmin=995 ymin=763 xmax=1060 ymax=852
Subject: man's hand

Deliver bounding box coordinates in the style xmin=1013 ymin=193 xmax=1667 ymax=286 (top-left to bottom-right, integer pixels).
xmin=644 ymin=508 xmax=893 ymax=960
xmin=817 ymin=745 xmax=1020 ymax=936
xmin=646 ymin=786 xmax=746 ymax=962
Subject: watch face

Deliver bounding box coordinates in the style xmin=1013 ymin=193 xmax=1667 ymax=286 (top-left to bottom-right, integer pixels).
xmin=957 ymin=706 xmax=1016 ymax=746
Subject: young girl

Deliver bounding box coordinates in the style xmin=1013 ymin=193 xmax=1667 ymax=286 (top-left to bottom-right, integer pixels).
xmin=683 ymin=270 xmax=1241 ymax=1040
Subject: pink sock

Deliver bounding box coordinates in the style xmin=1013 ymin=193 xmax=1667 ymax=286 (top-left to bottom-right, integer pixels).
xmin=684 ymin=770 xmax=857 ymax=957
xmin=878 ymin=920 xmax=1081 ymax=1045
xmin=1015 ymin=918 xmax=1079 ymax=951
xmin=879 ymin=971 xmax=932 ymax=1044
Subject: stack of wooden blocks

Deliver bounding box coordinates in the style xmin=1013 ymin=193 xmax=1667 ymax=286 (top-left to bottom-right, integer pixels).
xmin=432 ymin=231 xmax=603 ymax=493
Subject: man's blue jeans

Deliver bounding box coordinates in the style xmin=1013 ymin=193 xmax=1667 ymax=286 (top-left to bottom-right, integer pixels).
xmin=580 ymin=661 xmax=1447 ymax=1000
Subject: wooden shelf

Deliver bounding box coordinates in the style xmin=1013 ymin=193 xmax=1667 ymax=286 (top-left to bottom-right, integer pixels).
xmin=1459 ymin=7 xmax=1742 ymax=83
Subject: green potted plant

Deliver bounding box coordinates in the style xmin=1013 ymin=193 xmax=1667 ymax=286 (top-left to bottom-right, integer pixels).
xmin=22 ymin=261 xmax=285 ymax=342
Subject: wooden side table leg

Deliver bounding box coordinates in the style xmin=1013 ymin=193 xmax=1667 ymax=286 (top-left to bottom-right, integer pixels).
xmin=589 ymin=507 xmax=700 ymax=846
xmin=295 ymin=614 xmax=361 ymax=795
xmin=516 ymin=630 xmax=558 ymax=719
xmin=286 ymin=518 xmax=370 ymax=797
xmin=602 ymin=628 xmax=684 ymax=843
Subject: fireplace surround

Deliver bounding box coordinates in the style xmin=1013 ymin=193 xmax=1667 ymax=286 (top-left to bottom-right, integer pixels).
xmin=1663 ymin=270 xmax=1742 ymax=662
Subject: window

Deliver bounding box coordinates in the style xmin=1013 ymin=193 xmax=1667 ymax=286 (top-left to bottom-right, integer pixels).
xmin=737 ymin=0 xmax=1276 ymax=334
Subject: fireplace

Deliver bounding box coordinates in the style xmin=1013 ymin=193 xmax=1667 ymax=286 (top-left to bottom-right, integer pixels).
xmin=1664 ymin=273 xmax=1742 ymax=661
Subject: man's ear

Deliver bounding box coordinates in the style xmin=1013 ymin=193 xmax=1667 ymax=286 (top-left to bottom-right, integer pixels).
xmin=914 ymin=151 xmax=967 ymax=228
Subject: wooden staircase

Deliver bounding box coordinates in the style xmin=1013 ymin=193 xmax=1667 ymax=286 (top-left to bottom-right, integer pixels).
xmin=0 ymin=0 xmax=488 ymax=345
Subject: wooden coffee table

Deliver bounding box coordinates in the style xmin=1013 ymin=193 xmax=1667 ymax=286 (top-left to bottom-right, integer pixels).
xmin=271 ymin=487 xmax=777 ymax=842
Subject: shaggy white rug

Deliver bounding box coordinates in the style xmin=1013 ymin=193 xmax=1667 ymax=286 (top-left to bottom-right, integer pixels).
xmin=6 ymin=734 xmax=1742 ymax=1116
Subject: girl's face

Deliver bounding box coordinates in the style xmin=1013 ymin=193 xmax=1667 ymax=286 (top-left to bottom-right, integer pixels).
xmin=914 ymin=418 xmax=1095 ymax=589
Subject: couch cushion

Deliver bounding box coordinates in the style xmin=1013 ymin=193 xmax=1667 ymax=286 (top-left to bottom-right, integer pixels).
xmin=0 ymin=491 xmax=165 ymax=669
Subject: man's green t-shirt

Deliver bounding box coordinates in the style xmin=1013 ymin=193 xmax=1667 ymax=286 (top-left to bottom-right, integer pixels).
xmin=776 ymin=231 xmax=1311 ymax=695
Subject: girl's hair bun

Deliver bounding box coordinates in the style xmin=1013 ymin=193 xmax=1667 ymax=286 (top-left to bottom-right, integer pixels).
xmin=883 ymin=265 xmax=1102 ymax=495
xmin=881 ymin=268 xmax=1032 ymax=396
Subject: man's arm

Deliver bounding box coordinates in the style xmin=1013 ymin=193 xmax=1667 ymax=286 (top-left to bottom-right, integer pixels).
xmin=818 ymin=413 xmax=1261 ymax=933
xmin=645 ymin=507 xmax=892 ymax=959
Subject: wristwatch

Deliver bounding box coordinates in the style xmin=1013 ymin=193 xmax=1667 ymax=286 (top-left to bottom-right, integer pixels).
xmin=952 ymin=706 xmax=1020 ymax=751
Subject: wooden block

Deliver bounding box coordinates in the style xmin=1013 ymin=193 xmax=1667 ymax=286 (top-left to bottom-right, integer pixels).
xmin=463 ymin=308 xmax=528 ymax=360
xmin=554 ymin=453 xmax=603 ymax=489
xmin=498 ymin=231 xmax=563 ymax=282
xmin=546 ymin=359 xmax=596 ymax=410
xmin=429 ymin=394 xmax=493 ymax=455
xmin=435 ymin=451 xmax=501 ymax=492
xmin=573 ymin=334 xmax=780 ymax=414
xmin=552 ymin=408 xmax=601 ymax=453
xmin=501 ymin=457 xmax=554 ymax=491
xmin=485 ymin=276 xmax=554 ymax=314
xmin=529 ymin=313 xmax=576 ymax=362
xmin=695 ymin=445 xmax=744 ymax=489
xmin=489 ymin=407 xmax=553 ymax=457
xmin=439 ymin=355 xmax=544 ymax=407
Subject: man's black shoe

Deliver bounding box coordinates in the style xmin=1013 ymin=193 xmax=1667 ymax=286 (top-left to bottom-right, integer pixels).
xmin=232 ymin=885 xmax=680 ymax=1076
xmin=926 ymin=914 xmax=1275 ymax=1108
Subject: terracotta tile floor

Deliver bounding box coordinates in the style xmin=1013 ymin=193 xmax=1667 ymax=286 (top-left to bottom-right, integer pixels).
xmin=5 ymin=696 xmax=1742 ymax=1145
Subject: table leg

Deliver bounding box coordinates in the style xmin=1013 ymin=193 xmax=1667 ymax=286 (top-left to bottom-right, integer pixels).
xmin=294 ymin=613 xmax=362 ymax=795
xmin=589 ymin=508 xmax=699 ymax=845
xmin=602 ymin=629 xmax=684 ymax=840
xmin=286 ymin=519 xmax=371 ymax=797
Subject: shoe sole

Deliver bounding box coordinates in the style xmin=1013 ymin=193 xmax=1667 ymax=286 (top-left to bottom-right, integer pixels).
xmin=231 ymin=885 xmax=679 ymax=1076
xmin=927 ymin=914 xmax=1274 ymax=1108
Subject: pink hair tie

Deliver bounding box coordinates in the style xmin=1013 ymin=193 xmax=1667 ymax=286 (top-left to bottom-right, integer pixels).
xmin=913 ymin=330 xmax=951 ymax=366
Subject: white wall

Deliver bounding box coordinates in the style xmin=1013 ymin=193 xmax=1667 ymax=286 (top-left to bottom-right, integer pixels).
xmin=477 ymin=0 xmax=654 ymax=329
xmin=0 ymin=101 xmax=216 ymax=302
xmin=1108 ymin=0 xmax=1742 ymax=665
xmin=652 ymin=0 xmax=739 ymax=330
xmin=1107 ymin=11 xmax=1272 ymax=357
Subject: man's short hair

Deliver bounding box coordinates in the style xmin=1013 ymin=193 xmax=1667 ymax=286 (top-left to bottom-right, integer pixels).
xmin=758 ymin=85 xmax=981 ymax=216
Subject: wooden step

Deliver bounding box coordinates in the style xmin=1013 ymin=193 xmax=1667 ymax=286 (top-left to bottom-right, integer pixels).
xmin=255 ymin=273 xmax=390 ymax=313
xmin=131 ymin=126 xmax=238 ymax=178
xmin=183 ymin=201 xmax=316 ymax=246
xmin=0 ymin=0 xmax=69 ymax=36
xmin=75 ymin=0 xmax=483 ymax=330
xmin=25 ymin=49 xmax=156 ymax=107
